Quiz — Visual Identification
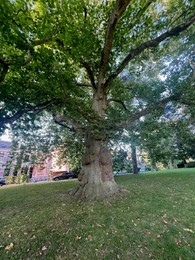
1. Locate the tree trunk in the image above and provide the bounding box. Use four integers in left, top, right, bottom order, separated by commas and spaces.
148, 148, 158, 171
167, 159, 175, 169
131, 144, 138, 174
71, 133, 120, 200
70, 88, 121, 200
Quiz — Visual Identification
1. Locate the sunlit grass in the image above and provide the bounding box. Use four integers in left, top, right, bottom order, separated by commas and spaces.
0, 169, 195, 259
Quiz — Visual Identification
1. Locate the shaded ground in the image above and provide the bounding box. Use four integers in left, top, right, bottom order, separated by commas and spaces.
0, 169, 195, 259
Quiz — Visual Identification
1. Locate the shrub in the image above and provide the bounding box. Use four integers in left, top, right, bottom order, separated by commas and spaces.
5, 176, 14, 184
5, 174, 29, 184
14, 176, 20, 184
186, 161, 195, 168
20, 174, 29, 183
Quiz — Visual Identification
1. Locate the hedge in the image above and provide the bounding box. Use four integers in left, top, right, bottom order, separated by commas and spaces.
5, 174, 29, 184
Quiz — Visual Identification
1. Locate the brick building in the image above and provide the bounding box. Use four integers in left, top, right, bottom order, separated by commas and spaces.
0, 141, 69, 181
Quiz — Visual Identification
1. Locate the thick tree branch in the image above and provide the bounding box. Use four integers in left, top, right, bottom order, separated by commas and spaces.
81, 0, 87, 20
0, 59, 9, 83
168, 8, 192, 29
33, 37, 53, 47
52, 113, 83, 132
30, 99, 60, 111
0, 110, 28, 128
81, 61, 96, 89
76, 82, 93, 87
98, 0, 131, 86
0, 99, 58, 130
52, 114, 75, 132
107, 98, 128, 110
116, 93, 182, 128
105, 15, 195, 88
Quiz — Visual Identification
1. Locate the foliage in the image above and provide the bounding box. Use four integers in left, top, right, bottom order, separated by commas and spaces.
20, 174, 29, 183
186, 161, 195, 168
122, 109, 195, 169
5, 174, 29, 184
112, 149, 131, 173
0, 0, 194, 132
10, 113, 85, 171
3, 160, 12, 176
5, 176, 14, 185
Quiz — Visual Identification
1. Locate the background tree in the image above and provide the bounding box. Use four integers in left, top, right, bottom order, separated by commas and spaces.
112, 149, 129, 173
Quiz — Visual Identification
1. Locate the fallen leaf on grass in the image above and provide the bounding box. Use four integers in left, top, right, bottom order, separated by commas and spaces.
175, 239, 182, 245
72, 252, 79, 257
183, 228, 194, 233
86, 235, 93, 241
75, 236, 82, 240
163, 220, 168, 224
5, 242, 14, 251
42, 246, 47, 251
96, 223, 102, 228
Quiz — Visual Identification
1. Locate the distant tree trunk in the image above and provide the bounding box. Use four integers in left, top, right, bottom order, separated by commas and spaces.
71, 89, 120, 200
150, 159, 158, 171
167, 159, 175, 169
148, 148, 158, 171
131, 144, 138, 174
183, 159, 187, 165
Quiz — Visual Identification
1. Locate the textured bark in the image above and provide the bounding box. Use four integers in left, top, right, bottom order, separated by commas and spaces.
71, 134, 120, 200
131, 144, 138, 174
98, 0, 131, 87
92, 88, 107, 117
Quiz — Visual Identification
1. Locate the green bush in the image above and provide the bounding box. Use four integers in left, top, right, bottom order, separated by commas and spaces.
20, 174, 29, 183
5, 176, 14, 184
5, 174, 29, 184
186, 161, 195, 168
14, 176, 20, 184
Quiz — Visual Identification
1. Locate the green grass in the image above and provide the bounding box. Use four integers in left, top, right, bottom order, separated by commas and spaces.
0, 169, 195, 260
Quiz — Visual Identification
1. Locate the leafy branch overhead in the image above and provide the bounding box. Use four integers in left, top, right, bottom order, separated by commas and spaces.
0, 99, 59, 132
105, 15, 195, 89
0, 0, 195, 133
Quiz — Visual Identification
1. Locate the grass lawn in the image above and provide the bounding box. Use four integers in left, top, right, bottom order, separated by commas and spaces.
0, 169, 195, 260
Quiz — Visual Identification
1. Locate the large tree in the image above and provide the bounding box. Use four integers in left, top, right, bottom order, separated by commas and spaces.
0, 0, 195, 199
